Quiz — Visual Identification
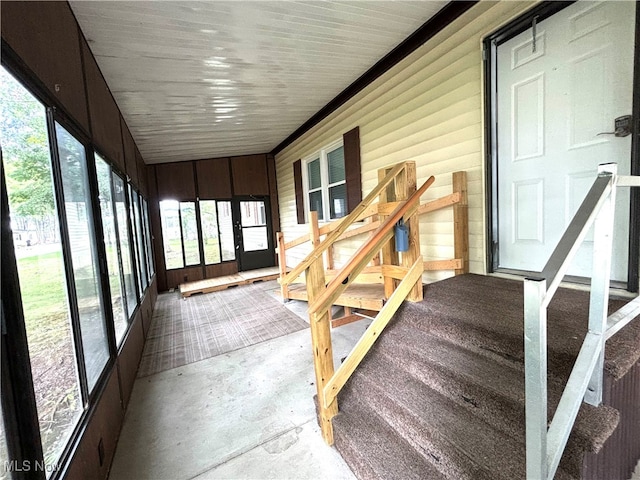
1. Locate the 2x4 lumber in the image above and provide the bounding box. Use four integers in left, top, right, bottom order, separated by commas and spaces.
322, 257, 424, 408
309, 176, 435, 316
331, 313, 365, 328
424, 259, 462, 271
282, 162, 407, 285
379, 167, 399, 299
453, 171, 469, 275
277, 232, 289, 300
399, 163, 422, 301
305, 211, 337, 445
418, 192, 462, 215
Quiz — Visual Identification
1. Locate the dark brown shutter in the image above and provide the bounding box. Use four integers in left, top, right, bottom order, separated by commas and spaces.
293, 159, 305, 224
343, 126, 361, 213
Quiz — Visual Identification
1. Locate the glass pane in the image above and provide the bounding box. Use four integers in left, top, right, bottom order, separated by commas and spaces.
0, 415, 8, 480
114, 174, 137, 317
142, 198, 154, 278
129, 187, 143, 298
95, 156, 127, 344
132, 191, 147, 294
218, 201, 235, 261
240, 201, 266, 227
307, 158, 321, 190
309, 190, 324, 220
201, 200, 221, 264
159, 200, 184, 269
242, 226, 268, 251
180, 202, 200, 266
1, 66, 82, 472
56, 122, 110, 391
327, 146, 345, 184
329, 183, 347, 219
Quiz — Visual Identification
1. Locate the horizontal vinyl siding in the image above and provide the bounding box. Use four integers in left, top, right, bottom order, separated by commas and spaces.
275, 1, 536, 281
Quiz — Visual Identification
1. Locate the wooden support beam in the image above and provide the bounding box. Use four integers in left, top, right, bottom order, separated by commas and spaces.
277, 232, 289, 300
305, 211, 337, 445
331, 313, 364, 328
379, 167, 398, 299
418, 192, 462, 215
424, 258, 463, 271
322, 257, 424, 408
453, 171, 469, 275
282, 162, 407, 285
309, 176, 434, 316
399, 162, 422, 301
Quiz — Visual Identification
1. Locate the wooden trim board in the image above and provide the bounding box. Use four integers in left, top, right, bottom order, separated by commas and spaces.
180, 267, 281, 298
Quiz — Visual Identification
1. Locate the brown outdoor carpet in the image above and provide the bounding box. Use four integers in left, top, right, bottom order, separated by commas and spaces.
333, 274, 640, 480
137, 281, 308, 377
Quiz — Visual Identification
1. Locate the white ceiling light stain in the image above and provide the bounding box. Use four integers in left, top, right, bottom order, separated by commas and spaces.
70, 1, 447, 164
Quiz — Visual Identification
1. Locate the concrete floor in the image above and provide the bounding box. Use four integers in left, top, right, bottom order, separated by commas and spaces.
109, 284, 367, 480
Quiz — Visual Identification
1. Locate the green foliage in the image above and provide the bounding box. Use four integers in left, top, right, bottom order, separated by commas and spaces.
0, 67, 55, 218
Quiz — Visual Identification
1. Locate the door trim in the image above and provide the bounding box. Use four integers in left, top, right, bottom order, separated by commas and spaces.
483, 1, 640, 292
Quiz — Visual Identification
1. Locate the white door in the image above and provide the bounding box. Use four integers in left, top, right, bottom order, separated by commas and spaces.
496, 1, 635, 281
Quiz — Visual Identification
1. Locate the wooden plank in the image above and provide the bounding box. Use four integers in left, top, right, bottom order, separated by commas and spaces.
418, 192, 462, 215
309, 176, 434, 316
381, 265, 409, 280
424, 259, 462, 271
180, 267, 280, 297
322, 257, 424, 408
377, 201, 403, 216
331, 314, 365, 328
379, 167, 398, 299
453, 171, 469, 275
277, 232, 289, 300
400, 162, 422, 301
282, 162, 407, 285
305, 210, 336, 445
336, 220, 381, 242
317, 202, 380, 236
285, 284, 385, 310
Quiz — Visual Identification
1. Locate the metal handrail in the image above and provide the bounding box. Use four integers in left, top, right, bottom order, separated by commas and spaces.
524, 163, 640, 479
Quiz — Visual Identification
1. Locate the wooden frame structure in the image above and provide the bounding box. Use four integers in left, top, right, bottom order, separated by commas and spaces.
277, 162, 469, 443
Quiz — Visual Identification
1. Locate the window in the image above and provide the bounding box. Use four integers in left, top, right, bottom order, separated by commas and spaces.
131, 188, 148, 294
142, 198, 154, 280
1, 67, 83, 471
114, 173, 137, 317
200, 200, 236, 264
159, 200, 202, 269
95, 155, 128, 344
56, 122, 110, 391
303, 142, 346, 221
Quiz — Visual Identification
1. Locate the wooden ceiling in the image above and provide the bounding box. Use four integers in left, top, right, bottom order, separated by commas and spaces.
70, 1, 448, 164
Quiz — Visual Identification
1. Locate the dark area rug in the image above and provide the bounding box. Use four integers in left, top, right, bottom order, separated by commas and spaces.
137, 281, 308, 377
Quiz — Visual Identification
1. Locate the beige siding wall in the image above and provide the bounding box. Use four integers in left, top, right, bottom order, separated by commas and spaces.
275, 1, 536, 281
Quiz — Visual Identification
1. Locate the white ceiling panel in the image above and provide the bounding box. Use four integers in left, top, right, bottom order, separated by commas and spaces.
70, 1, 448, 164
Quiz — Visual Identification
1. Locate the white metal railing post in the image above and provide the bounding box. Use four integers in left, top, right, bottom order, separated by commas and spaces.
524, 277, 548, 480
584, 164, 617, 406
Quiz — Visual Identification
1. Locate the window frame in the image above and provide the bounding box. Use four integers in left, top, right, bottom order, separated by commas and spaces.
301, 138, 346, 222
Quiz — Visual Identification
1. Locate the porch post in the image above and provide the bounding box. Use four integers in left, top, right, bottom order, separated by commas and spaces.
453, 171, 469, 275
306, 211, 337, 444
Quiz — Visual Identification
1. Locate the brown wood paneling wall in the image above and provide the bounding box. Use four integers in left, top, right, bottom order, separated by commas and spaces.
231, 154, 269, 195
121, 118, 138, 186
205, 262, 238, 279
155, 162, 196, 201
64, 369, 122, 480
81, 39, 125, 171
147, 166, 167, 291
117, 311, 144, 409
166, 266, 203, 290
136, 149, 148, 197
1, 2, 90, 133
196, 158, 232, 199
266, 153, 280, 239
